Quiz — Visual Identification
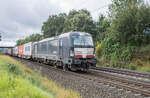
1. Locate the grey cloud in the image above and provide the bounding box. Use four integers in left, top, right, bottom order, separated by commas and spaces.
0, 0, 62, 42
0, 0, 149, 44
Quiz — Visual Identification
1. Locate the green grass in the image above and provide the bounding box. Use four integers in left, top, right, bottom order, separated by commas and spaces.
0, 57, 54, 98
0, 55, 81, 98
0, 74, 53, 98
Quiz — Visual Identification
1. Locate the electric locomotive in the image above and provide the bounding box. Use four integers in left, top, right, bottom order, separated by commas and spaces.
32, 31, 97, 71
60, 31, 97, 71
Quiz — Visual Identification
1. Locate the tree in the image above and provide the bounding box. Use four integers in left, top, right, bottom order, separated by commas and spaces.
96, 15, 110, 42
41, 9, 97, 40
42, 13, 66, 38
63, 9, 97, 40
16, 34, 43, 46
108, 0, 150, 46
63, 10, 79, 32
101, 0, 150, 61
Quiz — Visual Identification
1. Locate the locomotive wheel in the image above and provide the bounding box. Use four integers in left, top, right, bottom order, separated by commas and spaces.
70, 65, 77, 71
83, 68, 88, 73
63, 64, 68, 71
54, 64, 58, 68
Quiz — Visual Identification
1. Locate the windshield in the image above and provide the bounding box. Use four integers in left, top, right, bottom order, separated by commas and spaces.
71, 35, 94, 46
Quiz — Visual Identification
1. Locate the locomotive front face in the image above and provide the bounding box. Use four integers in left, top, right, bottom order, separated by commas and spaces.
69, 33, 97, 69
71, 34, 94, 58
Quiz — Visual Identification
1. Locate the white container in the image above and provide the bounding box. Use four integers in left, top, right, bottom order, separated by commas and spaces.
23, 42, 32, 59
13, 46, 18, 56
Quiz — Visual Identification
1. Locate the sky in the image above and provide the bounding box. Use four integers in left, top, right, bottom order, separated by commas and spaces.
0, 0, 149, 46
0, 0, 112, 46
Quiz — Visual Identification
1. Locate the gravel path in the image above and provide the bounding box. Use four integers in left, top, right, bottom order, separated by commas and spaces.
14, 57, 146, 98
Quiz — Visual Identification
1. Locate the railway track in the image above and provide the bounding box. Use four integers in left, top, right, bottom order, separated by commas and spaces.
14, 57, 150, 97
92, 66, 150, 79
89, 69, 150, 97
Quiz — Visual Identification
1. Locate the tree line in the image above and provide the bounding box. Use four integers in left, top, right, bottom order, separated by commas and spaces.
16, 8, 109, 45
17, 0, 150, 62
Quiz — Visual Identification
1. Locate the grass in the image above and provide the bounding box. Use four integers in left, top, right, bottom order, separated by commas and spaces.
0, 55, 81, 98
136, 62, 150, 72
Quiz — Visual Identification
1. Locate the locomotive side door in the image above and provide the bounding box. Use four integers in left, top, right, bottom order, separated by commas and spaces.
59, 38, 63, 59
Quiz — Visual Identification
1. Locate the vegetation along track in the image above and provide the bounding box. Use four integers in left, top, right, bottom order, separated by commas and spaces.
92, 66, 150, 79
13, 57, 150, 97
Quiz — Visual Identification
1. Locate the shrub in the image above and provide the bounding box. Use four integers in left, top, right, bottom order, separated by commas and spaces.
130, 65, 137, 70
101, 35, 120, 58
95, 43, 102, 58
120, 47, 132, 61
6, 63, 22, 75
101, 36, 133, 62
136, 59, 144, 67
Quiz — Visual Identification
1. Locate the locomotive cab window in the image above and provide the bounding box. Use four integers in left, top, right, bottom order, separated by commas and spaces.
71, 34, 94, 46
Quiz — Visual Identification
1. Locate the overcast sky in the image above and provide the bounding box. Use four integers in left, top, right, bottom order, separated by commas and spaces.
0, 0, 149, 46
0, 0, 112, 45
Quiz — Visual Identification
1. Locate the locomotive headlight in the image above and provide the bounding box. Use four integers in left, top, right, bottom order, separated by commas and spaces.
76, 51, 82, 54
70, 50, 74, 57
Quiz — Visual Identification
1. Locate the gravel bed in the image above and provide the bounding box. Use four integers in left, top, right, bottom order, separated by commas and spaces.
14, 57, 146, 98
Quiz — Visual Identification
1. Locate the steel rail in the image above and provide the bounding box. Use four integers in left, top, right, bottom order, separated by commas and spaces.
92, 66, 150, 79
90, 69, 150, 88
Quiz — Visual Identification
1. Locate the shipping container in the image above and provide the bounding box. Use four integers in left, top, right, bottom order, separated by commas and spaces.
2, 49, 8, 54
13, 46, 18, 56
18, 45, 24, 57
8, 48, 13, 55
23, 42, 32, 59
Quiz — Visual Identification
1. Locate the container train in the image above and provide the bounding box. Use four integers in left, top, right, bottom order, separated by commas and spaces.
7, 31, 97, 71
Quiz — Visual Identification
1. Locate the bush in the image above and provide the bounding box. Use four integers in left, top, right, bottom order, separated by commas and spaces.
136, 59, 144, 67
101, 35, 120, 58
6, 63, 22, 75
130, 65, 137, 70
95, 43, 102, 58
120, 47, 132, 61
101, 36, 133, 62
